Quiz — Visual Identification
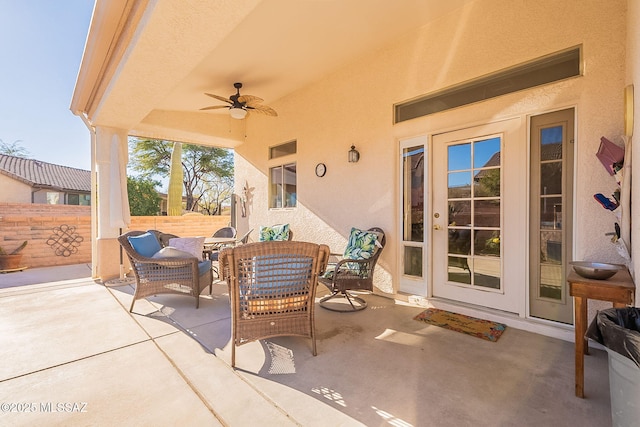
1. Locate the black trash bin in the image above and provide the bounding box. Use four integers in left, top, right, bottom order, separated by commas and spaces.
586, 307, 640, 426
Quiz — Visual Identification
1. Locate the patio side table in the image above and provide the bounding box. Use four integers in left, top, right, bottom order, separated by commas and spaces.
568, 267, 635, 398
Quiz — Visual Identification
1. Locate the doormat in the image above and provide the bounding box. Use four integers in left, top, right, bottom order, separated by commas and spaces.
414, 308, 506, 342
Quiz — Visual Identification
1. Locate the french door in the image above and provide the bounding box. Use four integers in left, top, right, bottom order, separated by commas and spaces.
399, 112, 574, 322
432, 119, 524, 313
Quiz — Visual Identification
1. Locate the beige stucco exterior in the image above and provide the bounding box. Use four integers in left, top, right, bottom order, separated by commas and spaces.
0, 173, 31, 203
72, 0, 640, 337
0, 171, 82, 205
234, 0, 629, 289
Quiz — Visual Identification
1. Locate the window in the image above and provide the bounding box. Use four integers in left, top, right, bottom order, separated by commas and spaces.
269, 140, 296, 159
270, 163, 297, 208
394, 46, 582, 123
67, 194, 91, 206
402, 145, 424, 277
46, 192, 61, 204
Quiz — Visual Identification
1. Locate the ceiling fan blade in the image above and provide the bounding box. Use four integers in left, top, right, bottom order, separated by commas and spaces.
200, 105, 230, 111
205, 93, 232, 104
237, 94, 263, 104
248, 104, 278, 117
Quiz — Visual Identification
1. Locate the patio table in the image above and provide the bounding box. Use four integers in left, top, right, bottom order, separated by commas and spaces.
203, 236, 237, 262
204, 237, 236, 246
568, 267, 635, 398
203, 237, 237, 279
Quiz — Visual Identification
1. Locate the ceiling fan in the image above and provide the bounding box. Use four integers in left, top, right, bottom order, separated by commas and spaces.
201, 82, 278, 119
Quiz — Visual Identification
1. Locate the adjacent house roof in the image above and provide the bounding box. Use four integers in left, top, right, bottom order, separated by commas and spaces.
0, 154, 91, 192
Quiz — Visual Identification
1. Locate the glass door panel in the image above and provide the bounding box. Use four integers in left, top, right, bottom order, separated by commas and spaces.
529, 109, 574, 324
433, 118, 522, 314
446, 136, 502, 291
399, 137, 427, 295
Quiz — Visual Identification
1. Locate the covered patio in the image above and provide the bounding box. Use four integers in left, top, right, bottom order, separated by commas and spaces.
60, 0, 640, 423
0, 266, 611, 426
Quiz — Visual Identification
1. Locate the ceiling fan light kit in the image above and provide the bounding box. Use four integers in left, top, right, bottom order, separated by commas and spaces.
202, 82, 277, 120
229, 107, 247, 119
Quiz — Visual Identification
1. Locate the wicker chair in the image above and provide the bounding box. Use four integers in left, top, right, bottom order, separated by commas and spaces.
118, 230, 212, 312
219, 241, 330, 368
318, 227, 385, 312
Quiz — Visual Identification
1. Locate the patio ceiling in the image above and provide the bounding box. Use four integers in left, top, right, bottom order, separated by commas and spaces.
71, 0, 476, 147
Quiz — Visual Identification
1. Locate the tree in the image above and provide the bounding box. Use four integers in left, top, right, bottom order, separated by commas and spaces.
197, 175, 234, 215
128, 137, 234, 214
0, 139, 30, 158
127, 176, 161, 216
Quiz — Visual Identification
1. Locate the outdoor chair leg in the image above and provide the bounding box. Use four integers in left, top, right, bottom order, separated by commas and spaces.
319, 290, 367, 312
311, 334, 317, 356
232, 343, 236, 368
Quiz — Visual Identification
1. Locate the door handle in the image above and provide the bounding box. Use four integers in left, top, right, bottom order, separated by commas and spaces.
433, 224, 442, 230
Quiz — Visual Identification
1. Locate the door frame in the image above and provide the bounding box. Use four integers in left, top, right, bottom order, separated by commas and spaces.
526, 106, 577, 324
398, 135, 429, 296
396, 108, 577, 325
431, 118, 525, 314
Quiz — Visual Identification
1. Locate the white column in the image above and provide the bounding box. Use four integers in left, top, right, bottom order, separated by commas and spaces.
90, 126, 98, 278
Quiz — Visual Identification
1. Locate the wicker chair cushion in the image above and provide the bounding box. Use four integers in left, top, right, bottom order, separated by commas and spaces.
128, 232, 162, 258
321, 267, 338, 279
258, 224, 290, 241
168, 237, 206, 260
152, 246, 193, 259
150, 247, 193, 269
251, 256, 312, 295
198, 260, 212, 276
321, 227, 382, 279
343, 227, 382, 260
245, 255, 313, 312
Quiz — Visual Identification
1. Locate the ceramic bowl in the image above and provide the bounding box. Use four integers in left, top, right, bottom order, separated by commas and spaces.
570, 261, 620, 280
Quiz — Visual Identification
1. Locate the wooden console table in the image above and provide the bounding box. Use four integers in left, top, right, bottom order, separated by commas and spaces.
568, 267, 635, 398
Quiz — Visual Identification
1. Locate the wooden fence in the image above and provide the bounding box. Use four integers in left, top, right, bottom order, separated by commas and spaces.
0, 203, 230, 269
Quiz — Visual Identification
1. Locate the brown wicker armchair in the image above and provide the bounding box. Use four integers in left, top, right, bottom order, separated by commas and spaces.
318, 227, 385, 312
219, 241, 329, 368
118, 230, 212, 312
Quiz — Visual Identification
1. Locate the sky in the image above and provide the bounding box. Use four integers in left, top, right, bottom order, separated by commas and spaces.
0, 0, 95, 171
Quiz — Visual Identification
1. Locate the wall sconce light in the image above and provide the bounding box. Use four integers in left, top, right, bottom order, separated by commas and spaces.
348, 145, 360, 163
229, 107, 247, 120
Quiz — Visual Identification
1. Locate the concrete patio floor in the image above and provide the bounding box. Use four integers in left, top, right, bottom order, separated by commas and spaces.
0, 265, 613, 426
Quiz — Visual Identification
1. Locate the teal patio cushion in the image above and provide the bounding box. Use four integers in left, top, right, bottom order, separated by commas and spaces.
128, 232, 162, 258
259, 224, 290, 241
321, 228, 382, 279
198, 260, 212, 276
343, 227, 381, 260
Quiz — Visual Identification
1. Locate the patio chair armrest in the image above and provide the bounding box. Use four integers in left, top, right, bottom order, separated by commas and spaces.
218, 249, 232, 282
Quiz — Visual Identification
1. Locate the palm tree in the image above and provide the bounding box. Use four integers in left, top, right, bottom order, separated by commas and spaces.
0, 139, 30, 158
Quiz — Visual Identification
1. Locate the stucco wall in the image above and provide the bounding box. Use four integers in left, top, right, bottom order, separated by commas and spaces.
234, 0, 629, 297
0, 174, 31, 203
